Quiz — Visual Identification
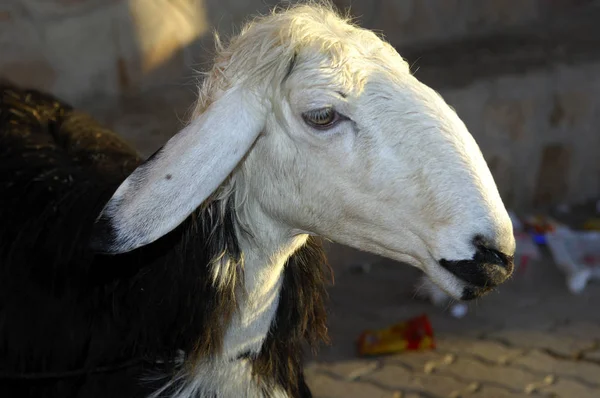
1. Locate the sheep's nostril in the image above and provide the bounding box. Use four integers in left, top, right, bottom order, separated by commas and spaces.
490, 248, 505, 264
472, 235, 513, 265
475, 244, 514, 275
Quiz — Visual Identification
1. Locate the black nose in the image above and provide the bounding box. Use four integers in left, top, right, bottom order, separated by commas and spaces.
439, 238, 514, 300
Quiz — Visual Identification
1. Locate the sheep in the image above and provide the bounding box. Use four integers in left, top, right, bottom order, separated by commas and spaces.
0, 2, 516, 398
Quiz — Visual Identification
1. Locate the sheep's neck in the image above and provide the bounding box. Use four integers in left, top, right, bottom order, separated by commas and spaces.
220, 222, 308, 359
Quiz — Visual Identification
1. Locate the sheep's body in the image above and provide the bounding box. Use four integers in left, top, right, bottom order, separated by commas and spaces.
0, 84, 328, 397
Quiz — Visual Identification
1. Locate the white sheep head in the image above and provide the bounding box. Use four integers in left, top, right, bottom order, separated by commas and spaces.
92, 3, 515, 301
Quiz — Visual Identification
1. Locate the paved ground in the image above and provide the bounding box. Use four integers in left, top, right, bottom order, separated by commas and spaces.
82, 86, 600, 398
307, 244, 600, 398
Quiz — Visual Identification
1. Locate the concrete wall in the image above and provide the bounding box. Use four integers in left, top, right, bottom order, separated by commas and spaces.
1, 0, 598, 210
333, 0, 579, 46
0, 0, 285, 101
2, 0, 591, 101
442, 62, 600, 210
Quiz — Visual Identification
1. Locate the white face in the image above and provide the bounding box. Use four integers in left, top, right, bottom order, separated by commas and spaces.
91, 6, 515, 301
243, 36, 515, 300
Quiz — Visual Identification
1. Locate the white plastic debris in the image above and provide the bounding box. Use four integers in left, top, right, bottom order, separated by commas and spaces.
545, 221, 600, 294
508, 211, 541, 273
514, 232, 541, 273
450, 303, 468, 318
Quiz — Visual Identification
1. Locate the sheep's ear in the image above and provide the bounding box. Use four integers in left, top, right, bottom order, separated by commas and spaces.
90, 87, 265, 254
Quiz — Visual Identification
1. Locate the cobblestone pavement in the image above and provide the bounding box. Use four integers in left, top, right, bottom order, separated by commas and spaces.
86, 89, 600, 398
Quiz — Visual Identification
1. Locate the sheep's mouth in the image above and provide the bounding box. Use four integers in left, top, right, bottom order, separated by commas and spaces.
460, 285, 496, 300
424, 270, 497, 302
420, 256, 498, 302
436, 245, 514, 301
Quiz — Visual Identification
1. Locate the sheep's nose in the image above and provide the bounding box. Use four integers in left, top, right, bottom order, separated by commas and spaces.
439, 238, 514, 300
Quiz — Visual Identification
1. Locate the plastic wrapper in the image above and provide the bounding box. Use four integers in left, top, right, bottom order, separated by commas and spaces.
523, 215, 555, 245
545, 222, 600, 294
357, 314, 435, 356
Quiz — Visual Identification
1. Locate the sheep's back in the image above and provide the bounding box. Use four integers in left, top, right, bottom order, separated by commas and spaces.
0, 82, 141, 195
0, 82, 145, 280
0, 83, 160, 397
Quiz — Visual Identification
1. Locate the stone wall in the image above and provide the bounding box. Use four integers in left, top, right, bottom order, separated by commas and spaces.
1, 0, 599, 210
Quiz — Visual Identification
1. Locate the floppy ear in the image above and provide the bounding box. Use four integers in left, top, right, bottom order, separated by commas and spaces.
90, 86, 265, 254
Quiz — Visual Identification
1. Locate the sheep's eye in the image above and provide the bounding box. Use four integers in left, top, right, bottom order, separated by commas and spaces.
302, 107, 341, 129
